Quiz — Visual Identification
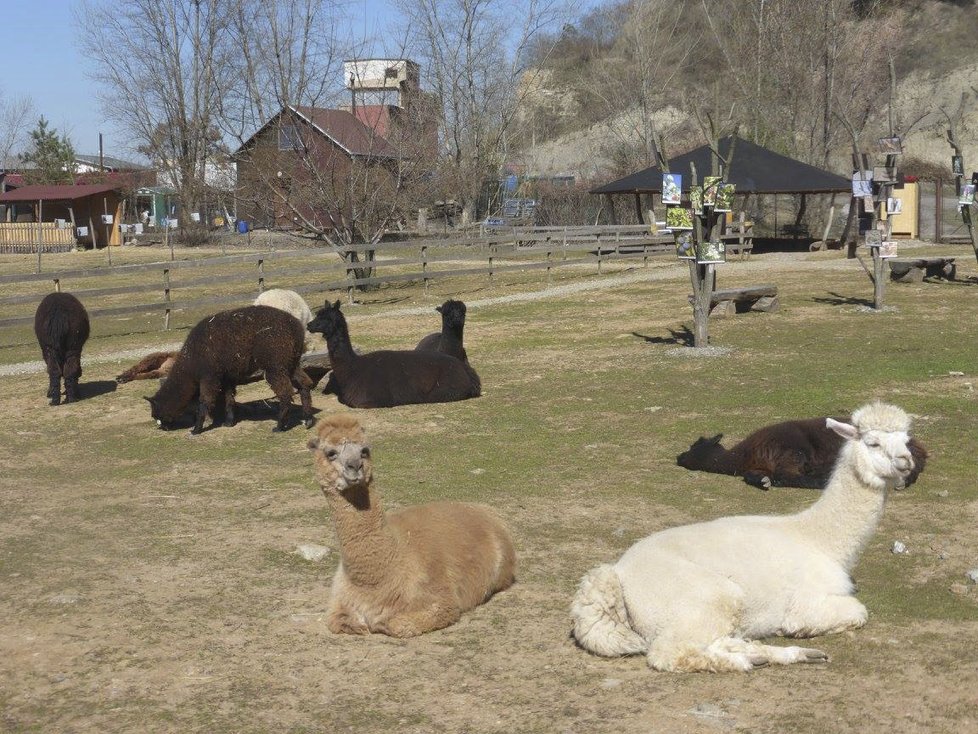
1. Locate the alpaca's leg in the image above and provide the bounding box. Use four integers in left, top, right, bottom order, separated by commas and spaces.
621, 560, 758, 672
708, 638, 828, 667
222, 383, 237, 427
193, 378, 220, 434
372, 603, 461, 638
42, 348, 62, 404
327, 606, 370, 635
743, 470, 772, 490
265, 368, 295, 432
781, 594, 868, 637
62, 350, 83, 403
291, 366, 315, 428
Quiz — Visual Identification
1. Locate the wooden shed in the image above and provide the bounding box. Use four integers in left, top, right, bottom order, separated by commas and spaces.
0, 183, 124, 252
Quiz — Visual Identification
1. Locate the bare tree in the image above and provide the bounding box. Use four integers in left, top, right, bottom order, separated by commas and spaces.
572, 0, 697, 171
396, 0, 568, 224
77, 0, 235, 242
0, 90, 33, 165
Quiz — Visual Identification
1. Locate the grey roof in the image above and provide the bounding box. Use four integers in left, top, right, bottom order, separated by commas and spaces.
74, 154, 151, 171
591, 137, 851, 195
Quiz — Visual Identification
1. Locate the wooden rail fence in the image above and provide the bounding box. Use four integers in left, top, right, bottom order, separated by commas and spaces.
0, 223, 752, 333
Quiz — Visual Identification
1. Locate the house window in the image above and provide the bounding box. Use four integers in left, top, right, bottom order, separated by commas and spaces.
278, 124, 302, 150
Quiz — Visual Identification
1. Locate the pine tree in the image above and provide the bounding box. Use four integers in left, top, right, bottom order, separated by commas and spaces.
22, 117, 75, 185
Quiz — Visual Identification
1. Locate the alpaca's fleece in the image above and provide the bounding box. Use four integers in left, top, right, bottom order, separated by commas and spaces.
34, 292, 90, 405
851, 402, 911, 434
572, 402, 915, 673
309, 414, 516, 637
254, 288, 317, 351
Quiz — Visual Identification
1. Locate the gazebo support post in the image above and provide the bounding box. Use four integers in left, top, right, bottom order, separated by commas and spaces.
633, 193, 644, 224
605, 194, 618, 225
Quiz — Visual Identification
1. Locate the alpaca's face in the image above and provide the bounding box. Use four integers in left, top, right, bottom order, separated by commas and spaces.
858, 429, 914, 486
440, 300, 466, 329
676, 434, 723, 467
307, 303, 344, 338
311, 439, 373, 492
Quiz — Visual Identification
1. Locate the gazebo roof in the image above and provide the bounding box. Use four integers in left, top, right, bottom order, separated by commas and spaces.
590, 137, 851, 195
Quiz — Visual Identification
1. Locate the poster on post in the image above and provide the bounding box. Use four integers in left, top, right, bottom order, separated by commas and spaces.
696, 240, 725, 264
661, 174, 682, 205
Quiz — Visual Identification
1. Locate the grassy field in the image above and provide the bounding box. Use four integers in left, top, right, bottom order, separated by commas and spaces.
1, 242, 976, 733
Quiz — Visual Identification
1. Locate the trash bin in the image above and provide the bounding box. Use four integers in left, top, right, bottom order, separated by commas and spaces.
236, 219, 249, 234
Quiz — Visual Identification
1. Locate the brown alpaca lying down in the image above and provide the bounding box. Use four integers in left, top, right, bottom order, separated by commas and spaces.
677, 416, 928, 490
309, 414, 516, 637
116, 351, 181, 383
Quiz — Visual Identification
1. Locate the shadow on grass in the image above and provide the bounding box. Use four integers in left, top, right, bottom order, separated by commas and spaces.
143, 398, 321, 433
78, 380, 118, 400
632, 326, 694, 346
811, 291, 874, 308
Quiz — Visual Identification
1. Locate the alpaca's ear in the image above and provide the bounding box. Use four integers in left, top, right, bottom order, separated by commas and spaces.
436, 305, 443, 313
307, 435, 319, 451
143, 396, 154, 405
710, 433, 723, 443
332, 300, 342, 310
826, 417, 859, 441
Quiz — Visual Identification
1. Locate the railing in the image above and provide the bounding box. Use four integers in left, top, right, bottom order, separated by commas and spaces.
0, 222, 752, 334
0, 223, 76, 254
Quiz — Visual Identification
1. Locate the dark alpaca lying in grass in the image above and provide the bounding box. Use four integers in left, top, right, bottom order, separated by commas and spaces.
415, 299, 469, 362
677, 416, 928, 489
308, 300, 481, 409
146, 305, 314, 433
34, 292, 90, 405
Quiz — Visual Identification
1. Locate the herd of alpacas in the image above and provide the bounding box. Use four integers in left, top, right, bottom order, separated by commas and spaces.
33, 288, 927, 673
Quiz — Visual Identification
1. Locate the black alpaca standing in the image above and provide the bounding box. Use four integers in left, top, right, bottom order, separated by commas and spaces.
415, 299, 468, 361
146, 305, 314, 433
34, 292, 90, 405
676, 416, 928, 490
308, 300, 481, 409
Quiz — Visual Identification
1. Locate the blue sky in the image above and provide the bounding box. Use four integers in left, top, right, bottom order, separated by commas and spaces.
2, 0, 392, 160
3, 0, 591, 161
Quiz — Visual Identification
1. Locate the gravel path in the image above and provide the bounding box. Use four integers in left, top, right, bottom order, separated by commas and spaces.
0, 252, 908, 378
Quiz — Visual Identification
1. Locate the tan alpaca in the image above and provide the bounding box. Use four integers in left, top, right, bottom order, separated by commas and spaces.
308, 414, 517, 637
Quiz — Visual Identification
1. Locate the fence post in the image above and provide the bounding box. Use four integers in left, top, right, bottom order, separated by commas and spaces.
562, 227, 568, 261
421, 244, 429, 294
257, 258, 265, 293
488, 242, 495, 282
53, 278, 61, 293
163, 268, 171, 330
546, 247, 552, 284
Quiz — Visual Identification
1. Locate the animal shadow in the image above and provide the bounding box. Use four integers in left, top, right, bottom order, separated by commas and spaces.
232, 398, 322, 431
76, 380, 118, 400
811, 291, 873, 308
632, 326, 694, 346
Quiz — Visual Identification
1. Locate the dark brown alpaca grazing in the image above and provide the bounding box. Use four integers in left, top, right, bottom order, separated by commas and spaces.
34, 292, 90, 405
146, 305, 314, 433
308, 300, 481, 409
116, 351, 180, 383
677, 416, 928, 490
415, 299, 468, 361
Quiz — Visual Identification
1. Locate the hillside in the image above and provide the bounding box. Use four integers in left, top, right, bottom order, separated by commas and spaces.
517, 0, 978, 182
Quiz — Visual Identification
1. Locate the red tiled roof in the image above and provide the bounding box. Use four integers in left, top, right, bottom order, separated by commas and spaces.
291, 106, 398, 158
0, 183, 121, 202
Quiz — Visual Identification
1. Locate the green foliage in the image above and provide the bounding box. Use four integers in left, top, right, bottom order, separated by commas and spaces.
21, 116, 75, 185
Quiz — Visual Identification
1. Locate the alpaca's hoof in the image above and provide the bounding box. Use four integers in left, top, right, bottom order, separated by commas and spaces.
49, 397, 60, 406
761, 476, 772, 489
272, 425, 285, 433
303, 417, 315, 429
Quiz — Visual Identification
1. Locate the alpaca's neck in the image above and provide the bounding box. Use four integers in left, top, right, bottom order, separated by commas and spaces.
441, 322, 464, 353
156, 360, 197, 410
323, 480, 396, 586
324, 321, 356, 367
794, 454, 888, 571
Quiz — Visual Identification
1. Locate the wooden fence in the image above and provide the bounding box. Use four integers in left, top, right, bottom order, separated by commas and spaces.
0, 222, 76, 254
0, 222, 752, 333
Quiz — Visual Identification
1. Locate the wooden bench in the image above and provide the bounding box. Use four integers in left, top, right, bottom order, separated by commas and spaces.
688, 285, 779, 316
300, 350, 332, 388
888, 257, 956, 283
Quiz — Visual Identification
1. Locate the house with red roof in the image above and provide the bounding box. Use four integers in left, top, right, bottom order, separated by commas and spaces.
233, 59, 437, 230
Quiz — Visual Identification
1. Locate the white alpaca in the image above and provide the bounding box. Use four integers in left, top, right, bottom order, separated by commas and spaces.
571, 402, 917, 672
254, 288, 318, 351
